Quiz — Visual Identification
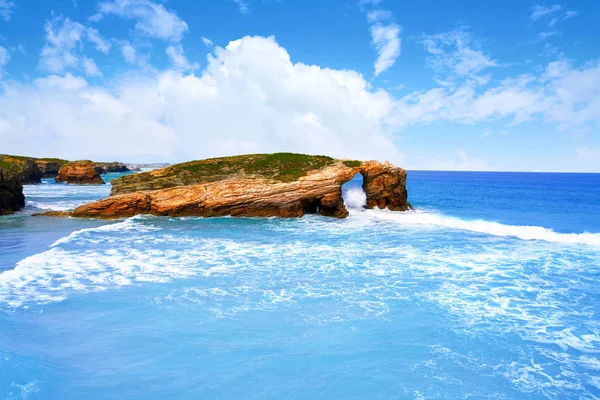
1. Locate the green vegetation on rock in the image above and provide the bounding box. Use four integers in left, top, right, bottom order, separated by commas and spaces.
178, 153, 334, 182
343, 160, 362, 168
111, 153, 338, 195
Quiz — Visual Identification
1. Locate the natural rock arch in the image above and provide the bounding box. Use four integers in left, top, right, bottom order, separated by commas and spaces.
37, 154, 412, 220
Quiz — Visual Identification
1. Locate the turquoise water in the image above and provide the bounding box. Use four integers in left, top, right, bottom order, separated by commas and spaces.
1, 172, 600, 399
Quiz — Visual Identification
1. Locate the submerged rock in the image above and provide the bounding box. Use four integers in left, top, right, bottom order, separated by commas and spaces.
41, 153, 411, 220
0, 165, 25, 215
56, 160, 105, 185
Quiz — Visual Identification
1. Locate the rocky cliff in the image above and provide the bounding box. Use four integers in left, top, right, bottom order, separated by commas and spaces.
41, 153, 411, 219
94, 162, 130, 173
56, 160, 105, 184
0, 165, 25, 215
36, 158, 69, 178
0, 155, 42, 184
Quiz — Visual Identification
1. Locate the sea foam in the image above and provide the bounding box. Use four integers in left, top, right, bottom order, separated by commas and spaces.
359, 209, 600, 246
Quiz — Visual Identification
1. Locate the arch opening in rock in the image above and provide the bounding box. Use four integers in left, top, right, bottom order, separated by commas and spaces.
342, 173, 367, 213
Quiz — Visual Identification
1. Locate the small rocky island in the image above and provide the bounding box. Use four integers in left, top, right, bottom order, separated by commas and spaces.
0, 154, 131, 214
56, 160, 106, 184
38, 153, 411, 219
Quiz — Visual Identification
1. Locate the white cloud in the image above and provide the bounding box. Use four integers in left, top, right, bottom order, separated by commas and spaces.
530, 4, 578, 26
230, 0, 249, 13
86, 27, 112, 53
4, 33, 600, 170
387, 58, 600, 130
120, 41, 136, 64
39, 16, 110, 76
368, 10, 401, 77
0, 36, 402, 163
422, 28, 497, 85
416, 149, 491, 171
82, 57, 101, 76
166, 44, 198, 71
202, 37, 214, 47
530, 4, 562, 21
93, 0, 188, 42
0, 0, 15, 21
0, 45, 10, 76
564, 10, 578, 19
366, 10, 392, 23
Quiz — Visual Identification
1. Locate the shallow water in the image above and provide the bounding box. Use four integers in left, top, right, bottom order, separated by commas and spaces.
1, 172, 599, 399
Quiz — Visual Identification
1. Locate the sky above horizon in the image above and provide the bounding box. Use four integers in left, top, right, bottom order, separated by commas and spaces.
0, 0, 598, 172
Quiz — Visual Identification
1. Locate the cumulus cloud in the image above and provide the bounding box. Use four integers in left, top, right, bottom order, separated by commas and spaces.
0, 36, 402, 163
422, 28, 497, 85
120, 41, 137, 64
92, 0, 188, 42
202, 37, 214, 47
166, 44, 198, 71
39, 16, 110, 76
0, 0, 15, 21
368, 10, 401, 77
2, 34, 600, 168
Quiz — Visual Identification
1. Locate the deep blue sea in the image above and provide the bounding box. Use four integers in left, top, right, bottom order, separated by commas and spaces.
1, 171, 600, 399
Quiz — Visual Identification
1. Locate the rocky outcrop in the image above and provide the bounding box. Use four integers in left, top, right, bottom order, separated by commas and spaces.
36, 158, 69, 178
56, 160, 105, 184
94, 162, 130, 173
0, 166, 25, 215
0, 155, 42, 184
39, 153, 411, 220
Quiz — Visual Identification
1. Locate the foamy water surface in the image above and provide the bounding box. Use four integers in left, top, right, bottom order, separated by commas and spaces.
1, 172, 599, 399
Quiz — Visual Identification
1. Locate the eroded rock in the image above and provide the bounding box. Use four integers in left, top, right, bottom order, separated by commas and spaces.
56, 160, 105, 185
0, 166, 25, 215
45, 153, 411, 219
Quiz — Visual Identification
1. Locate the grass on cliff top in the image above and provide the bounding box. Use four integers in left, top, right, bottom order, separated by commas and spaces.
167, 153, 338, 183
0, 154, 69, 166
37, 157, 69, 164
0, 155, 31, 170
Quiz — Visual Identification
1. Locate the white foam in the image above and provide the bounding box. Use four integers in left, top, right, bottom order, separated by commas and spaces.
342, 187, 366, 211
360, 209, 600, 246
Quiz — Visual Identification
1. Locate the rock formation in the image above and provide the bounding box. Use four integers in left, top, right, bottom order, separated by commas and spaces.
56, 160, 105, 184
0, 155, 42, 184
35, 158, 69, 178
94, 162, 130, 173
0, 165, 25, 215
39, 153, 411, 219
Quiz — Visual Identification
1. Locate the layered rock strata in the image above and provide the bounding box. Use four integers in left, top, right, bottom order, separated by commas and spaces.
39, 153, 411, 219
56, 160, 105, 184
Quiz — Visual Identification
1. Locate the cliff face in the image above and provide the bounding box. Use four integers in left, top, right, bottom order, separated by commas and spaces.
56, 160, 105, 184
94, 162, 130, 173
36, 158, 69, 178
0, 166, 25, 215
46, 153, 411, 220
0, 155, 42, 184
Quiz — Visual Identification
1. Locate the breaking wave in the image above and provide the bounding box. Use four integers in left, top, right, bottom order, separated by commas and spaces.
358, 209, 600, 246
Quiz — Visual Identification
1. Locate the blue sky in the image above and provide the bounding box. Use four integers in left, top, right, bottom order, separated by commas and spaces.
0, 0, 598, 171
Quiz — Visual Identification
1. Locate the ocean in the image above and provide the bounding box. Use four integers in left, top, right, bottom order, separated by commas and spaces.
1, 171, 599, 399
